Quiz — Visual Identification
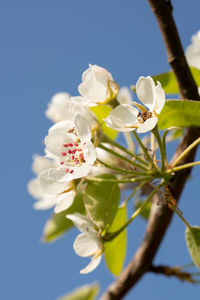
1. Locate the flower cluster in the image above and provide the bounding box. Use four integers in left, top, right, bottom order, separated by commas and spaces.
28, 64, 166, 274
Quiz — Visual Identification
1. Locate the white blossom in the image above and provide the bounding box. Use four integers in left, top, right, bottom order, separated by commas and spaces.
104, 76, 165, 133
44, 114, 96, 183
77, 64, 119, 105
28, 155, 76, 213
117, 86, 132, 104
66, 213, 103, 274
185, 30, 200, 70
45, 92, 97, 129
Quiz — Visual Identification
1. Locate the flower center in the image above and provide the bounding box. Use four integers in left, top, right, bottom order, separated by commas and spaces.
137, 111, 152, 123
60, 140, 86, 174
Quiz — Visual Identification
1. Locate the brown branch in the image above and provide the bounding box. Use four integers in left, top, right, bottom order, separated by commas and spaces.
148, 264, 196, 283
100, 1, 200, 299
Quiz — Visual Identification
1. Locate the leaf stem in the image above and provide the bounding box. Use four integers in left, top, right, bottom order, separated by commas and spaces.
123, 180, 150, 206
102, 135, 148, 166
167, 161, 200, 173
86, 176, 152, 184
172, 137, 200, 168
170, 205, 191, 229
104, 182, 164, 240
97, 159, 150, 176
132, 131, 152, 163
152, 125, 166, 172
98, 143, 148, 171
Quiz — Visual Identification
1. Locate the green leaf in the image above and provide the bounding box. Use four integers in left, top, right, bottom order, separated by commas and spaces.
185, 226, 200, 269
84, 174, 120, 232
90, 105, 118, 140
43, 193, 85, 242
158, 100, 200, 130
104, 206, 127, 276
57, 283, 99, 300
152, 67, 200, 94
134, 198, 151, 220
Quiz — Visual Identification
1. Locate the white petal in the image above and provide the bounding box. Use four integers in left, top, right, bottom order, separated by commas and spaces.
74, 114, 91, 142
39, 168, 68, 194
104, 104, 139, 132
137, 116, 158, 133
117, 87, 132, 104
155, 81, 165, 114
32, 155, 55, 175
45, 92, 71, 123
82, 65, 113, 84
27, 178, 43, 199
66, 213, 94, 232
80, 255, 102, 274
78, 79, 107, 102
49, 164, 91, 182
73, 232, 100, 257
83, 141, 96, 165
185, 31, 200, 69
54, 190, 75, 213
48, 120, 74, 135
33, 196, 57, 210
45, 132, 74, 158
136, 76, 156, 111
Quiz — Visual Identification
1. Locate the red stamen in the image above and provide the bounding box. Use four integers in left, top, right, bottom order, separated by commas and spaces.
75, 158, 79, 164
67, 150, 72, 154
77, 148, 82, 152
68, 143, 73, 147
72, 149, 77, 154
61, 152, 66, 156
60, 161, 64, 165
72, 155, 75, 160
70, 169, 74, 174
74, 142, 78, 147
63, 144, 68, 147
79, 153, 84, 159
65, 168, 69, 173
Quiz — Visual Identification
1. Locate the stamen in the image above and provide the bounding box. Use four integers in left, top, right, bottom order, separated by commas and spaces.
72, 149, 77, 154
70, 169, 74, 174
65, 168, 69, 173
61, 152, 67, 156
77, 148, 82, 152
63, 144, 68, 147
60, 162, 64, 165
67, 150, 72, 154
74, 142, 78, 147
68, 143, 73, 147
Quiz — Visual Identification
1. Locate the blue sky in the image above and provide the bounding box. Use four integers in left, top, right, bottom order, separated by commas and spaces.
1, 0, 200, 299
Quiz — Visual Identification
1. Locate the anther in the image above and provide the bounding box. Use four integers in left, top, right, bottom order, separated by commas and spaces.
61, 152, 66, 156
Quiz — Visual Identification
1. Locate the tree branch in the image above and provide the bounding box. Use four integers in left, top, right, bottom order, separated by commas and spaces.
148, 264, 196, 283
100, 1, 200, 299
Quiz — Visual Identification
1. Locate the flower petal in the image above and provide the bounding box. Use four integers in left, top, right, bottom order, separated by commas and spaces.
66, 213, 94, 232
54, 190, 75, 213
32, 155, 55, 175
80, 255, 102, 274
27, 178, 43, 199
45, 132, 74, 158
73, 232, 100, 257
33, 196, 57, 210
48, 164, 91, 182
137, 116, 158, 133
78, 79, 107, 102
48, 120, 74, 135
83, 141, 96, 165
154, 81, 165, 114
104, 104, 139, 132
74, 114, 91, 142
45, 92, 71, 123
117, 87, 132, 104
136, 76, 156, 111
39, 168, 68, 194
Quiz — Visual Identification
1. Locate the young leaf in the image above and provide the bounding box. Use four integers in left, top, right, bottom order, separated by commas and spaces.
152, 67, 200, 94
57, 283, 99, 300
84, 174, 120, 232
43, 193, 85, 242
185, 226, 200, 269
90, 104, 118, 140
104, 206, 127, 276
158, 100, 200, 129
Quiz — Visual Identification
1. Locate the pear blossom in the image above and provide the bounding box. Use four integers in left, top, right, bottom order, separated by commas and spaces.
185, 30, 200, 70
104, 76, 165, 133
66, 213, 103, 274
44, 114, 96, 183
28, 155, 76, 213
77, 64, 119, 105
117, 86, 132, 104
45, 92, 98, 129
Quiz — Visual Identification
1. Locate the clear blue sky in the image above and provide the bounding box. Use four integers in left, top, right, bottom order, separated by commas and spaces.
1, 0, 200, 299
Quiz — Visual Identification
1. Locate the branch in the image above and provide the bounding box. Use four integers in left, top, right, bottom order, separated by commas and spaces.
148, 264, 196, 283
100, 1, 200, 299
